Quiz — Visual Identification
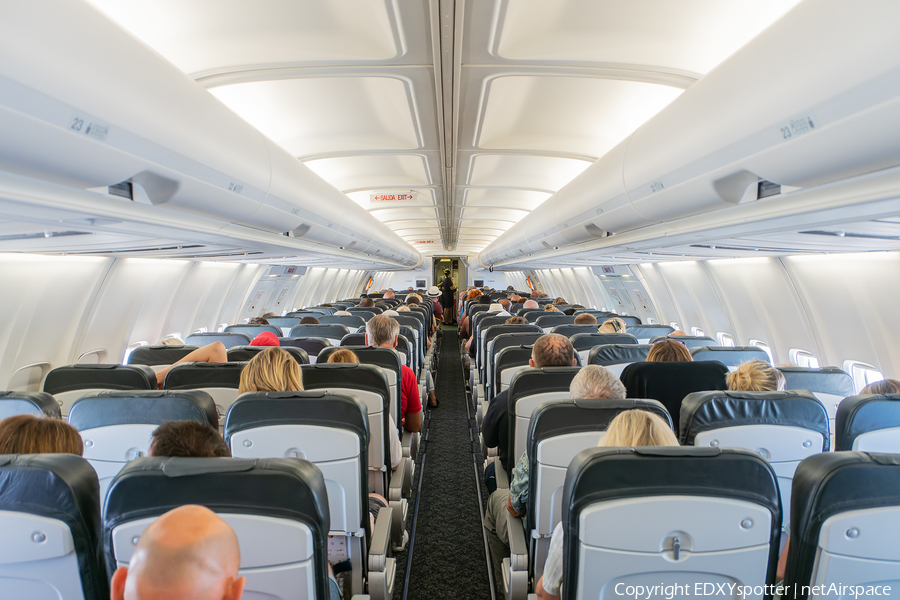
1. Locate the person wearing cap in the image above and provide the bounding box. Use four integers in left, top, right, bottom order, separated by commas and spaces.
153, 341, 227, 389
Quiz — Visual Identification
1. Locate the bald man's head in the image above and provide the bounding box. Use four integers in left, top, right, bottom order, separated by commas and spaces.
111, 505, 245, 600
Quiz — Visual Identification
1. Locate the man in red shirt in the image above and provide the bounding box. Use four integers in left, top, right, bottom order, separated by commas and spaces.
365, 314, 422, 432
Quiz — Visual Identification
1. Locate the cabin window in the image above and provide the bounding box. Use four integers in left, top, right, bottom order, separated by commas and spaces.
717, 332, 735, 347
646, 318, 656, 324
748, 339, 774, 363
691, 326, 705, 337
194, 327, 208, 333
217, 323, 228, 332
789, 348, 820, 369
122, 341, 149, 365
669, 322, 681, 330
843, 360, 884, 394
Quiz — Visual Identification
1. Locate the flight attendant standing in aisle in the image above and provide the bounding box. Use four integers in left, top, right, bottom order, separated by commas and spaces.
439, 268, 457, 325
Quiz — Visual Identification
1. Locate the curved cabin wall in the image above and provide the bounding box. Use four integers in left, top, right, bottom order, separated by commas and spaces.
0, 1, 419, 268
477, 0, 900, 268
0, 254, 368, 391
530, 253, 900, 380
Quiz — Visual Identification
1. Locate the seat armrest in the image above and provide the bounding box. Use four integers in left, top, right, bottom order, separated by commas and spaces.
388, 498, 408, 552
495, 459, 509, 489
504, 512, 530, 600
401, 430, 419, 459
389, 456, 411, 500
367, 507, 397, 600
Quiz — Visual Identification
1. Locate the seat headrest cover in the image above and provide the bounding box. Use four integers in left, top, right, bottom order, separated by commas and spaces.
0, 390, 61, 418
163, 362, 246, 389
508, 367, 582, 401
588, 342, 650, 363
834, 393, 900, 450
0, 454, 106, 599
779, 366, 854, 396
300, 363, 390, 400
785, 451, 900, 593
690, 346, 772, 365
104, 456, 330, 586
127, 345, 199, 366
44, 364, 157, 395
679, 390, 829, 447
563, 446, 780, 594
227, 346, 309, 364
69, 390, 218, 430
317, 346, 401, 374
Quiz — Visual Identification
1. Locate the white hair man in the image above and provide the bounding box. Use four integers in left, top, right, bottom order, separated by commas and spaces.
366, 315, 422, 432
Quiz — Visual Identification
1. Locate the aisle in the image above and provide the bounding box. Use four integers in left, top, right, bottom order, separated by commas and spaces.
401, 325, 494, 600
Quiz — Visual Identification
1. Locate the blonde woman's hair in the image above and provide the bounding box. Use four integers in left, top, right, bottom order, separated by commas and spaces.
161, 337, 186, 346
553, 297, 567, 305
544, 304, 560, 312
599, 410, 679, 448
727, 360, 785, 392
396, 305, 411, 312
327, 349, 359, 364
598, 317, 627, 334
238, 347, 303, 394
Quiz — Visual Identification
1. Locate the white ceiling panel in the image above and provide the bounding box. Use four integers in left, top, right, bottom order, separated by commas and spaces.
494, 0, 804, 74
460, 207, 529, 223
371, 207, 439, 222
86, 0, 402, 73
209, 77, 420, 157
477, 76, 682, 158
305, 155, 432, 191
457, 221, 513, 235
462, 189, 552, 210
467, 155, 591, 190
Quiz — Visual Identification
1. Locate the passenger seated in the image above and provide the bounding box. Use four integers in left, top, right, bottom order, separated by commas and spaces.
646, 338, 692, 362
325, 348, 359, 364
553, 297, 567, 305
161, 336, 187, 346
149, 420, 231, 458
248, 317, 269, 325
359, 297, 376, 308
238, 346, 302, 394
483, 365, 625, 577
573, 313, 596, 325
727, 359, 785, 391
110, 505, 245, 600
334, 310, 352, 316
365, 315, 422, 432
861, 378, 900, 394
482, 334, 577, 487
0, 414, 83, 455
597, 317, 626, 334
543, 304, 560, 312
249, 331, 279, 346
536, 410, 679, 600
298, 316, 320, 325
522, 299, 539, 310
154, 341, 228, 388
505, 316, 527, 325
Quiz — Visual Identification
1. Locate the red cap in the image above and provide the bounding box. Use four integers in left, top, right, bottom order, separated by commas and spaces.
249, 331, 280, 347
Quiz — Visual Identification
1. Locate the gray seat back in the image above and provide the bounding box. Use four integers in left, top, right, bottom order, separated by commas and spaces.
587, 343, 652, 377
279, 337, 333, 362
163, 362, 245, 419
224, 324, 283, 339
680, 390, 829, 530
68, 390, 217, 505
649, 335, 716, 349
0, 454, 106, 600
0, 391, 61, 418
626, 324, 674, 343
227, 345, 309, 364
289, 324, 350, 346
784, 452, 900, 597
507, 367, 581, 465
44, 364, 157, 418
104, 457, 331, 600
779, 366, 854, 434
835, 393, 900, 451
690, 346, 772, 370
184, 332, 253, 348
563, 447, 781, 596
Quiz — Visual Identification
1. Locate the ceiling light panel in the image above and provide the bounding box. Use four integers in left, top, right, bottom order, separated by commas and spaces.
305, 155, 432, 191
85, 0, 401, 74
467, 155, 591, 190
370, 207, 439, 222
462, 189, 552, 210
209, 77, 420, 157
494, 0, 804, 74
460, 207, 529, 223
477, 76, 682, 158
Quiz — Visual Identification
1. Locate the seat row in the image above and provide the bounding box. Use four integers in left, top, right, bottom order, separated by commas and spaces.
484, 391, 900, 598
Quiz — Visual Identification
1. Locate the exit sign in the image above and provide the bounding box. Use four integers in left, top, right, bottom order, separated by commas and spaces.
371, 191, 418, 203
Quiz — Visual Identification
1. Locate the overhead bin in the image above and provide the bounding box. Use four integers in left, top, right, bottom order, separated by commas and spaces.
0, 0, 420, 268
478, 0, 900, 269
